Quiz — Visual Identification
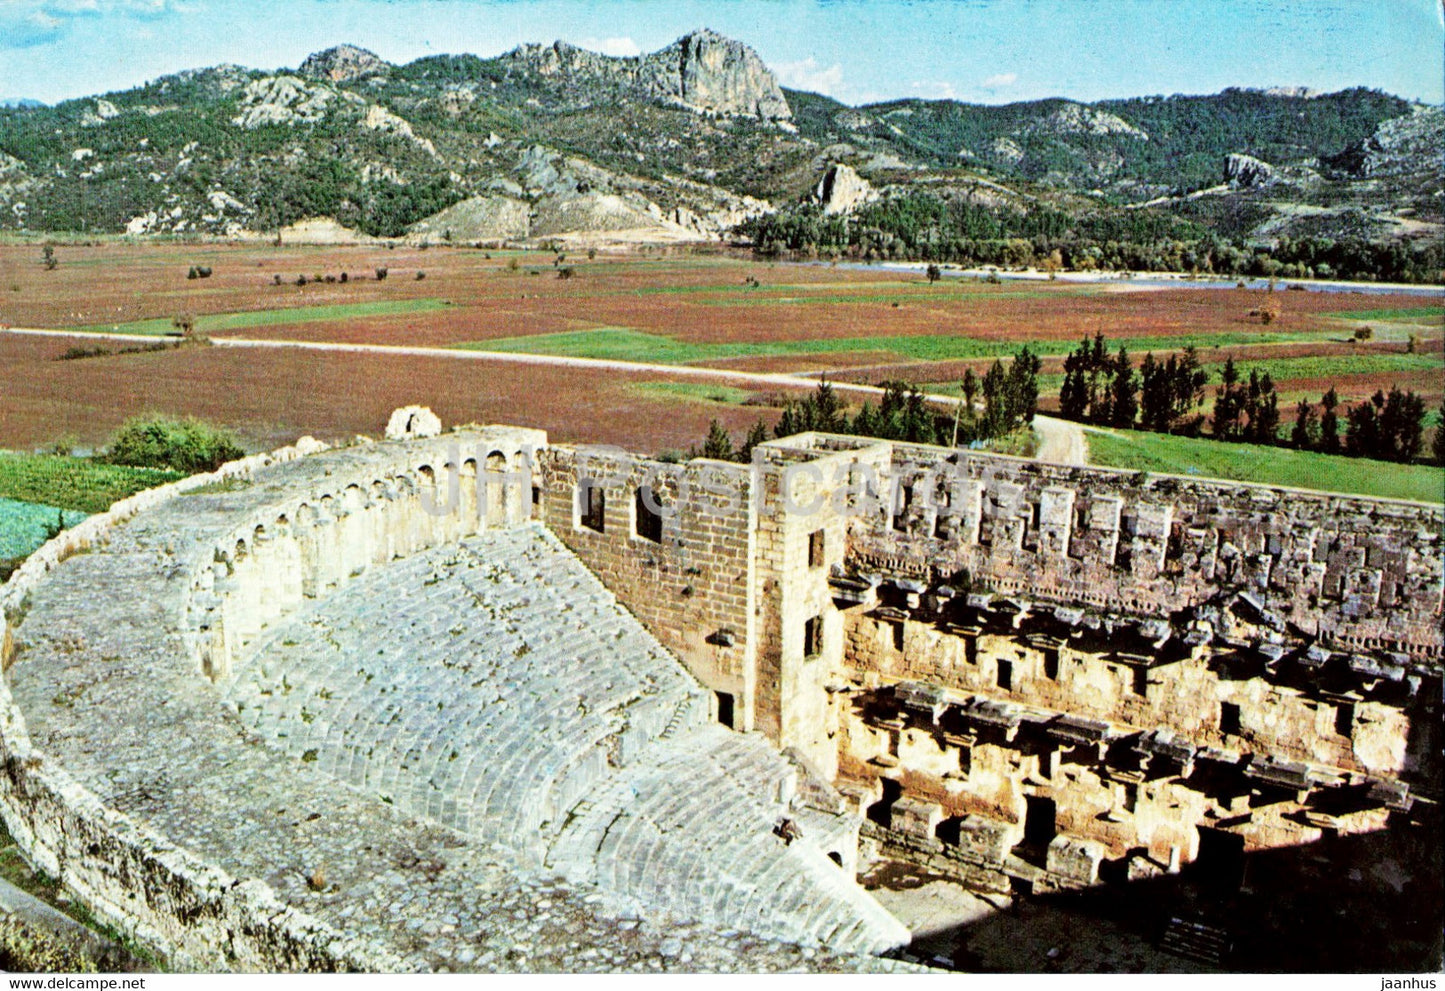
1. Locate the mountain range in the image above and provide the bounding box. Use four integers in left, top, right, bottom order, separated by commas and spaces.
0, 30, 1438, 257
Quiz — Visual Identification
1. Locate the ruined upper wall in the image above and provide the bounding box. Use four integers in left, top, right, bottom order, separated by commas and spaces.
840, 443, 1442, 660
538, 446, 755, 723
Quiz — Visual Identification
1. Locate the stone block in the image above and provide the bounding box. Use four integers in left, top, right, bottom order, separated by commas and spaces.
1046, 834, 1105, 885
889, 797, 943, 841
954, 814, 1017, 863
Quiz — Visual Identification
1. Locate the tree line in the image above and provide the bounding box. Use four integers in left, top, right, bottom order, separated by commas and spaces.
695, 347, 1041, 461
1055, 333, 1440, 464
739, 193, 1444, 285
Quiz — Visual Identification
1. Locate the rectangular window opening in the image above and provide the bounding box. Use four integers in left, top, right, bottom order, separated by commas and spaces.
996, 658, 1013, 692
804, 615, 824, 658
1220, 701, 1241, 736
1132, 665, 1149, 697
715, 691, 735, 729
808, 528, 826, 568
1334, 702, 1354, 738
892, 483, 913, 532
634, 485, 663, 544
579, 482, 605, 533
1043, 649, 1060, 680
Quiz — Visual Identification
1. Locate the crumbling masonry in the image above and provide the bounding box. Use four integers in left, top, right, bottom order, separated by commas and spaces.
0, 419, 1439, 971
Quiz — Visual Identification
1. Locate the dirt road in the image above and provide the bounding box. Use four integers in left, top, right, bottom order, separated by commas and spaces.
2, 326, 1090, 465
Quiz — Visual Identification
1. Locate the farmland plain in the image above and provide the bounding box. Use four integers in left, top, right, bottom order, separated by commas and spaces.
0, 242, 1438, 499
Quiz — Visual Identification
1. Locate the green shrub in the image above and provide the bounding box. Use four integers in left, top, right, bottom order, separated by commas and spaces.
102, 417, 245, 474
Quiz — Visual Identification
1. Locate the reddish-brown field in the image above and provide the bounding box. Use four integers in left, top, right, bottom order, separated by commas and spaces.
0, 242, 1439, 453
0, 332, 796, 454
2, 243, 1432, 345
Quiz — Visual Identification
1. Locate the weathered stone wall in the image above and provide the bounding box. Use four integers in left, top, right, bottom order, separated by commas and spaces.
843, 620, 1420, 776
537, 447, 755, 727
852, 445, 1443, 657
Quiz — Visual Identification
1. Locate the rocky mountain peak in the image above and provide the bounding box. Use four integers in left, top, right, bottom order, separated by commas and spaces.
504, 29, 791, 122
299, 44, 390, 83
641, 29, 791, 121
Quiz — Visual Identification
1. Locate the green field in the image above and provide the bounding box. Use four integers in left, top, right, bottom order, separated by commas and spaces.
1326, 306, 1444, 324
0, 453, 183, 514
1197, 352, 1442, 382
459, 327, 1320, 366
0, 498, 88, 561
1085, 429, 1444, 503
628, 382, 761, 405
68, 299, 452, 336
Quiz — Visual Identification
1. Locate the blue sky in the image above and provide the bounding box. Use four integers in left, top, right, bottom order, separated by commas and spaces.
2, 0, 1441, 107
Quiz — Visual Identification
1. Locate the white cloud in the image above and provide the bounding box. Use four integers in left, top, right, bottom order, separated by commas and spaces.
579, 36, 641, 57
772, 56, 844, 97
981, 72, 1018, 91
1, 0, 187, 48
910, 80, 958, 100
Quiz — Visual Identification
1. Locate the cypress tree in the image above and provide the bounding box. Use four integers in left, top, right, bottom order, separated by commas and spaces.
1319, 388, 1342, 454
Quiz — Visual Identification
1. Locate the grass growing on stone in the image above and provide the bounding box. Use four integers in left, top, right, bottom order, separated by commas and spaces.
0, 453, 182, 514
1085, 429, 1444, 503
67, 299, 452, 336
459, 327, 1320, 366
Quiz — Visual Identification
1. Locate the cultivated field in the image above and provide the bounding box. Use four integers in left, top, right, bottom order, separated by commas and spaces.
1, 242, 1439, 498
1084, 429, 1444, 504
